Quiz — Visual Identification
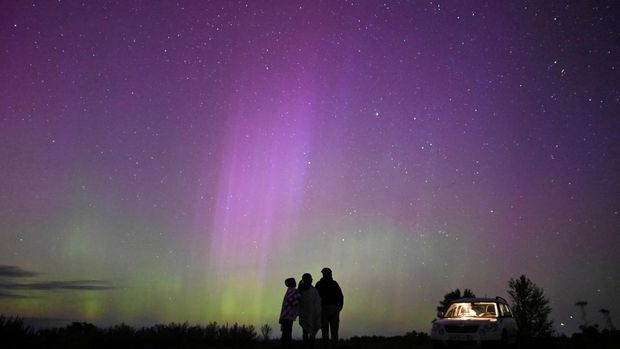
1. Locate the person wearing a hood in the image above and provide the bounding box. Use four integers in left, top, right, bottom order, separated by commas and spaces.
298, 273, 321, 348
279, 277, 300, 349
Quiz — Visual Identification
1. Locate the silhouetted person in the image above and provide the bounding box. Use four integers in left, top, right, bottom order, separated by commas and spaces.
315, 267, 344, 345
279, 277, 301, 349
298, 273, 321, 348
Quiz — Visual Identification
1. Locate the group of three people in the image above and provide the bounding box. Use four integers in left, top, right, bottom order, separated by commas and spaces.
279, 267, 344, 348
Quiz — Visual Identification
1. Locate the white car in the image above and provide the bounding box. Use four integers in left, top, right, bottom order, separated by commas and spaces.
430, 297, 518, 348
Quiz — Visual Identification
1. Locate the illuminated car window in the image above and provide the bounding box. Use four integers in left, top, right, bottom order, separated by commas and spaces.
500, 303, 513, 317
445, 302, 498, 318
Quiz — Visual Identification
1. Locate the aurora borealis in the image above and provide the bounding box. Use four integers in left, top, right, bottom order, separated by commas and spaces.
1, 0, 619, 337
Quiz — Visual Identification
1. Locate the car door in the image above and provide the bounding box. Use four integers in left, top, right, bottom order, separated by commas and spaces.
500, 303, 517, 338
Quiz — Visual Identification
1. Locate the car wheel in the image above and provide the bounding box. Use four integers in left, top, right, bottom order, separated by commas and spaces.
501, 330, 509, 345
510, 332, 519, 346
501, 330, 518, 348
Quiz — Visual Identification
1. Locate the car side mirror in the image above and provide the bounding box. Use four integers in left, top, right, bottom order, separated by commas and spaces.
437, 311, 444, 319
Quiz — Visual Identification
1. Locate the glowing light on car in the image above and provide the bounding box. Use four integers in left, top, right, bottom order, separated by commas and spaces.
444, 302, 499, 319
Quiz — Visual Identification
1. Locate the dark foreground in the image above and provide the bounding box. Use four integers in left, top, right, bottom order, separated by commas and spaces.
1, 316, 618, 348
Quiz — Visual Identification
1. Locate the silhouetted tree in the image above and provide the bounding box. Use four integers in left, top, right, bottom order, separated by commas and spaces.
576, 301, 588, 327
260, 323, 272, 341
600, 309, 616, 331
437, 288, 476, 313
508, 275, 553, 339
0, 315, 33, 343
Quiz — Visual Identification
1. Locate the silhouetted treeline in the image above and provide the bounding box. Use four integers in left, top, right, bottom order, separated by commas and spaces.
0, 316, 258, 349
2, 315, 619, 348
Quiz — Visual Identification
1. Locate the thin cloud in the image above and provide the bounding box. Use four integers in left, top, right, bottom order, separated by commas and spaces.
0, 280, 117, 291
0, 291, 33, 299
0, 265, 118, 298
0, 265, 38, 278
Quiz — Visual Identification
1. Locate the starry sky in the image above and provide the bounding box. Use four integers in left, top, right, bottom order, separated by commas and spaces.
1, 0, 619, 337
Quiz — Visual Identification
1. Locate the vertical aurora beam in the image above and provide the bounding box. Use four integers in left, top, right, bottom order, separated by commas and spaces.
190, 15, 327, 322
203, 86, 316, 322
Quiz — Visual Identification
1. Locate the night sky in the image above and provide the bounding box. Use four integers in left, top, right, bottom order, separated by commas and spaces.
1, 0, 619, 337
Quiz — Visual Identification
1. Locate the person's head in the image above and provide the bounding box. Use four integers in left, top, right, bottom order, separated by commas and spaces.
285, 277, 296, 288
321, 267, 333, 279
302, 273, 313, 285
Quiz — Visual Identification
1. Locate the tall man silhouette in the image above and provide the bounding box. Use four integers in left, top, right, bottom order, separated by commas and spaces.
315, 267, 344, 345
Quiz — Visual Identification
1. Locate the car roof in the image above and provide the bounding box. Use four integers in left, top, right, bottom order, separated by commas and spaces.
450, 297, 509, 305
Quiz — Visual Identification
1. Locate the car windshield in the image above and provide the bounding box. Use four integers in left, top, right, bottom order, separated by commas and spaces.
444, 302, 498, 318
